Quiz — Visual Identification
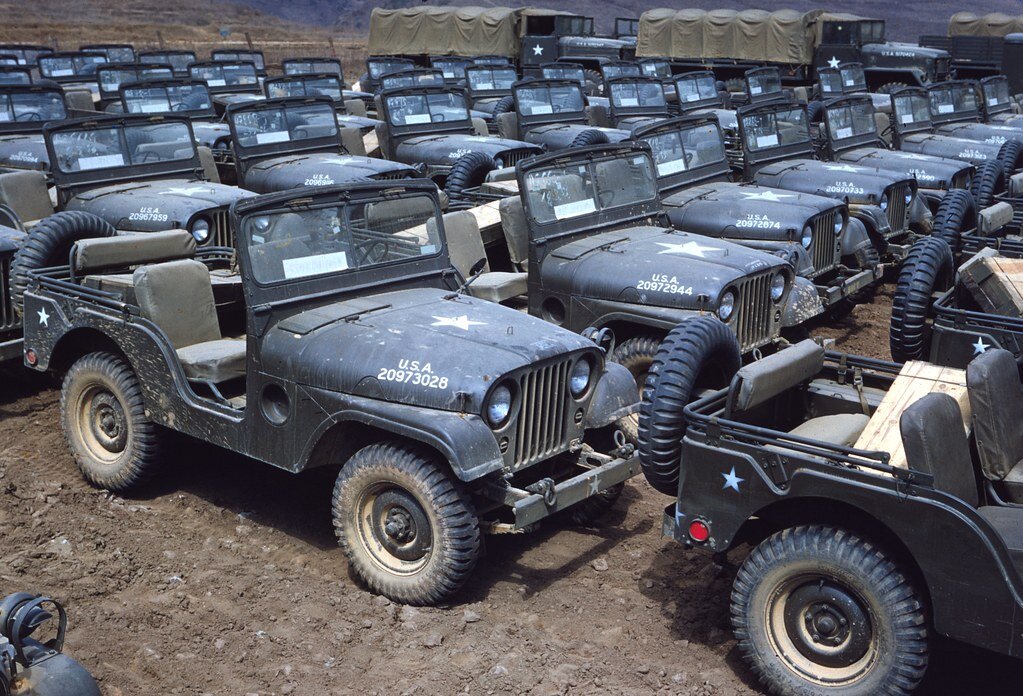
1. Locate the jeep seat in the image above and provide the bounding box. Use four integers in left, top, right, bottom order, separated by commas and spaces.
0, 170, 55, 226
967, 348, 1023, 503
436, 210, 526, 303
133, 259, 246, 384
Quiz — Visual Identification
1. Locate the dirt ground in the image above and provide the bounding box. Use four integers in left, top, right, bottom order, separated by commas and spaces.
2, 290, 1021, 695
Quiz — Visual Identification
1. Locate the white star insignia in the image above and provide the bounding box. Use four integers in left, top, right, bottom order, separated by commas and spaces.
824, 164, 862, 173
721, 467, 744, 492
972, 336, 990, 355
532, 45, 544, 56
827, 56, 841, 69
37, 307, 49, 327
740, 190, 793, 202
431, 315, 486, 331
160, 185, 212, 197
656, 240, 720, 258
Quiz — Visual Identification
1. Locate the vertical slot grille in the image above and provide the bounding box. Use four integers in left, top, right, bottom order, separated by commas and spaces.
809, 210, 839, 277
512, 359, 571, 469
0, 254, 17, 332
885, 183, 911, 237
208, 208, 233, 248
732, 272, 775, 352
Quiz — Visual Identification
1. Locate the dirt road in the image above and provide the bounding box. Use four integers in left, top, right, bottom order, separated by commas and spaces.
1, 293, 1018, 695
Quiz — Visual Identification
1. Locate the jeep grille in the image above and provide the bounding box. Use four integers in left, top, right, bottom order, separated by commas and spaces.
0, 254, 18, 333
885, 182, 911, 238
809, 209, 840, 278
732, 272, 777, 353
208, 208, 232, 248
511, 359, 572, 469
374, 170, 413, 181
499, 149, 537, 168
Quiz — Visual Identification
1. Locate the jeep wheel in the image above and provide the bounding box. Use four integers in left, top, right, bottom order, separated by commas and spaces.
997, 139, 1023, 181
444, 151, 495, 200
61, 352, 167, 492
890, 236, 953, 362
931, 189, 977, 253
732, 526, 928, 695
332, 442, 481, 605
638, 318, 741, 496
970, 160, 1006, 210
609, 335, 662, 445
806, 100, 825, 123
491, 94, 515, 116
570, 128, 610, 148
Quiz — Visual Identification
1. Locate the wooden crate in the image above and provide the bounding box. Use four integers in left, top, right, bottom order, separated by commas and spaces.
959, 254, 1023, 316
853, 360, 971, 469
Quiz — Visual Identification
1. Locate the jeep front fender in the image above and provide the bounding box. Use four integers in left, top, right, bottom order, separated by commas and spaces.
782, 276, 824, 327
584, 361, 639, 429
840, 216, 873, 258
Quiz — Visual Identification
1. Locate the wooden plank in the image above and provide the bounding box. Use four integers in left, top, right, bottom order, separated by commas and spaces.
481, 179, 519, 195
362, 130, 380, 157
960, 255, 1023, 316
853, 360, 971, 469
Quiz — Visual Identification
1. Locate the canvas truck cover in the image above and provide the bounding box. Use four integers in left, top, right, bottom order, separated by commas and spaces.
637, 8, 819, 64
948, 13, 1023, 37
368, 6, 520, 57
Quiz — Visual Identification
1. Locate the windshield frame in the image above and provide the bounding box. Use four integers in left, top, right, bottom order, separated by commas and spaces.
927, 81, 981, 125
119, 78, 216, 119
465, 66, 518, 97
980, 76, 1013, 117
672, 71, 723, 111
227, 96, 341, 171
633, 115, 731, 193
514, 79, 587, 125
607, 76, 668, 118
736, 102, 814, 168
822, 95, 882, 156
0, 86, 67, 133
138, 50, 196, 77
97, 63, 174, 101
264, 74, 345, 103
380, 86, 473, 134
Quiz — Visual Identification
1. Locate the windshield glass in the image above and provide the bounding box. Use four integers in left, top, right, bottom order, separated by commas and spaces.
380, 71, 445, 91
674, 74, 718, 105
839, 65, 867, 92
50, 121, 194, 173
523, 152, 656, 224
541, 65, 584, 86
556, 16, 593, 36
99, 66, 173, 95
0, 47, 51, 65
827, 100, 875, 141
819, 70, 843, 95
473, 56, 510, 66
40, 54, 107, 78
893, 92, 931, 127
640, 122, 726, 177
122, 83, 212, 114
602, 64, 641, 80
640, 61, 670, 78
609, 81, 665, 109
267, 76, 343, 100
232, 102, 337, 148
368, 59, 412, 79
0, 56, 17, 67
516, 84, 584, 116
244, 193, 443, 284
141, 52, 195, 73
861, 20, 885, 44
432, 58, 471, 80
0, 69, 31, 85
741, 107, 809, 152
0, 91, 65, 123
983, 78, 1011, 110
616, 18, 639, 36
87, 46, 134, 62
283, 59, 343, 77
466, 67, 517, 92
746, 71, 781, 98
929, 84, 977, 117
190, 63, 258, 88
214, 52, 264, 70
385, 92, 469, 126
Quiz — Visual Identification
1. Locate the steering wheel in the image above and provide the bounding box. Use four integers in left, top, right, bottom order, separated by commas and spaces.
355, 238, 391, 265
172, 102, 190, 112
14, 111, 41, 121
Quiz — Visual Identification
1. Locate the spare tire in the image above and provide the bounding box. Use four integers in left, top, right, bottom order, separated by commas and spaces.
569, 128, 609, 148
491, 94, 515, 116
806, 100, 826, 123
889, 236, 954, 362
443, 151, 495, 199
931, 189, 977, 253
997, 139, 1023, 181
970, 159, 1006, 210
10, 211, 116, 316
638, 317, 742, 496
583, 69, 603, 95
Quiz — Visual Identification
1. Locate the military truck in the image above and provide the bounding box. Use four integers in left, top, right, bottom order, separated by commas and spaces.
921, 12, 1023, 84
138, 49, 196, 78
637, 9, 950, 92
0, 84, 69, 176
227, 96, 416, 193
503, 78, 631, 151
20, 180, 640, 605
642, 322, 1023, 693
614, 18, 640, 45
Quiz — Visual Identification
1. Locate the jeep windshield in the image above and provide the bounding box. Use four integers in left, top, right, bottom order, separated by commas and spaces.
746, 71, 782, 100
0, 91, 66, 123
929, 83, 977, 118
640, 121, 726, 177
432, 58, 472, 80
380, 71, 446, 91
231, 102, 337, 148
243, 192, 443, 284
541, 65, 584, 86
84, 45, 135, 63
523, 151, 656, 225
741, 107, 809, 153
516, 84, 584, 116
0, 69, 31, 86
602, 64, 641, 80
189, 63, 258, 89
839, 65, 867, 93
609, 81, 665, 110
122, 82, 213, 114
466, 67, 517, 93
983, 78, 1011, 112
640, 60, 671, 79
283, 59, 343, 77
0, 46, 51, 66
40, 54, 107, 79
50, 120, 195, 173
826, 100, 875, 142
674, 74, 718, 105
99, 66, 173, 97
140, 52, 196, 75
893, 91, 931, 128
384, 92, 469, 127
266, 76, 343, 101
368, 59, 413, 80
213, 51, 265, 71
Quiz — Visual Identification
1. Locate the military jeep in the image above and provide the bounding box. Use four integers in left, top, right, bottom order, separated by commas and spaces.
643, 323, 1023, 693
0, 67, 32, 86
282, 56, 343, 79
226, 96, 416, 193
505, 78, 631, 151
211, 48, 267, 77
464, 65, 518, 116
80, 44, 135, 64
20, 179, 640, 605
37, 51, 107, 92
0, 223, 24, 361
0, 85, 69, 175
138, 49, 196, 78
359, 57, 416, 94
187, 61, 262, 114
263, 73, 376, 128
94, 62, 173, 109
0, 44, 52, 68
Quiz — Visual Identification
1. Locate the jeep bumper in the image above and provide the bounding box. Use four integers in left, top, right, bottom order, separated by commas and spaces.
816, 265, 883, 305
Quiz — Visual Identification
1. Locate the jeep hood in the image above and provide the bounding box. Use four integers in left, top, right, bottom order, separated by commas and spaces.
900, 133, 1000, 164
753, 159, 902, 203
395, 134, 540, 167
523, 124, 631, 151
938, 122, 1023, 148
839, 148, 971, 189
260, 287, 596, 412
0, 135, 49, 171
243, 153, 416, 194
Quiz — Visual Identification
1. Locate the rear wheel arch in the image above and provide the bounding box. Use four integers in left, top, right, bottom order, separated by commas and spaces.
47, 327, 126, 375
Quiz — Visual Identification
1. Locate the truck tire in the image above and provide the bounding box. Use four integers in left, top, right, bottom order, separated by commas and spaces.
890, 236, 953, 362
732, 525, 928, 696
638, 318, 742, 496
970, 160, 1006, 210
931, 189, 977, 253
10, 211, 115, 317
610, 335, 663, 445
583, 69, 603, 95
443, 151, 495, 199
332, 442, 481, 605
491, 94, 514, 115
570, 128, 610, 148
876, 81, 910, 95
806, 100, 825, 123
997, 139, 1023, 180
61, 352, 168, 493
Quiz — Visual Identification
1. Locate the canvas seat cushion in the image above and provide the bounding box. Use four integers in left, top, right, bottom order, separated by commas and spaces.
176, 338, 247, 383
468, 271, 527, 303
788, 413, 870, 448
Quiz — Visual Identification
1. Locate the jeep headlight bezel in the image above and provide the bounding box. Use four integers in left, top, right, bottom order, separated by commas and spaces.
569, 356, 594, 399
485, 381, 515, 428
879, 193, 889, 212
770, 271, 786, 302
717, 289, 736, 321
190, 217, 210, 243
800, 225, 813, 249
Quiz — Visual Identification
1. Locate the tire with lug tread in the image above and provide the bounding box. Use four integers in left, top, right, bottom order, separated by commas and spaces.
997, 139, 1023, 181
10, 211, 116, 316
583, 69, 603, 94
806, 100, 825, 123
876, 81, 910, 95
569, 128, 609, 148
610, 335, 663, 445
443, 151, 495, 199
931, 188, 977, 253
637, 317, 742, 496
732, 525, 929, 695
889, 236, 953, 362
332, 442, 481, 605
970, 159, 1006, 210
61, 351, 168, 493
491, 94, 514, 115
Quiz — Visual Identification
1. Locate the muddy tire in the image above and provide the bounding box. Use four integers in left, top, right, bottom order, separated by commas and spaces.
570, 128, 610, 148
931, 189, 977, 253
732, 525, 928, 695
332, 442, 480, 605
997, 139, 1023, 180
638, 318, 742, 496
10, 211, 115, 317
970, 160, 1006, 210
889, 236, 953, 362
443, 151, 495, 199
61, 352, 167, 493
609, 335, 663, 445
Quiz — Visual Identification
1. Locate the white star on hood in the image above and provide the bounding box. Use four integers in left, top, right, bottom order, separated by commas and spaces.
824, 164, 862, 173
431, 315, 486, 331
740, 190, 793, 202
532, 45, 544, 56
160, 185, 213, 197
656, 241, 720, 258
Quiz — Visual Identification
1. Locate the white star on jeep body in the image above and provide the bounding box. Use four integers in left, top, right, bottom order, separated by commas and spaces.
37, 307, 49, 327
740, 190, 793, 202
824, 164, 862, 173
973, 336, 990, 355
160, 185, 212, 197
722, 467, 744, 492
431, 315, 486, 331
319, 157, 353, 165
656, 240, 720, 258
827, 56, 841, 69
532, 45, 544, 56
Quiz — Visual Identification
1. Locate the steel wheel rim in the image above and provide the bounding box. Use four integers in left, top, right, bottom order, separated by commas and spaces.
75, 384, 128, 464
354, 481, 434, 576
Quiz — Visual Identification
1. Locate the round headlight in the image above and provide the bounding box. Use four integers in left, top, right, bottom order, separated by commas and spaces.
879, 194, 889, 211
904, 190, 913, 205
486, 383, 513, 427
253, 215, 270, 232
569, 358, 593, 398
770, 272, 786, 302
834, 215, 844, 235
214, 140, 230, 151
800, 225, 813, 249
190, 218, 210, 243
717, 290, 735, 321
494, 156, 505, 169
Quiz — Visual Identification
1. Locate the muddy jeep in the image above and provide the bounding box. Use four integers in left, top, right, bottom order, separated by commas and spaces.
505, 79, 631, 151
226, 96, 416, 193
21, 180, 639, 605
0, 85, 68, 175
138, 50, 196, 78
643, 323, 1023, 693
